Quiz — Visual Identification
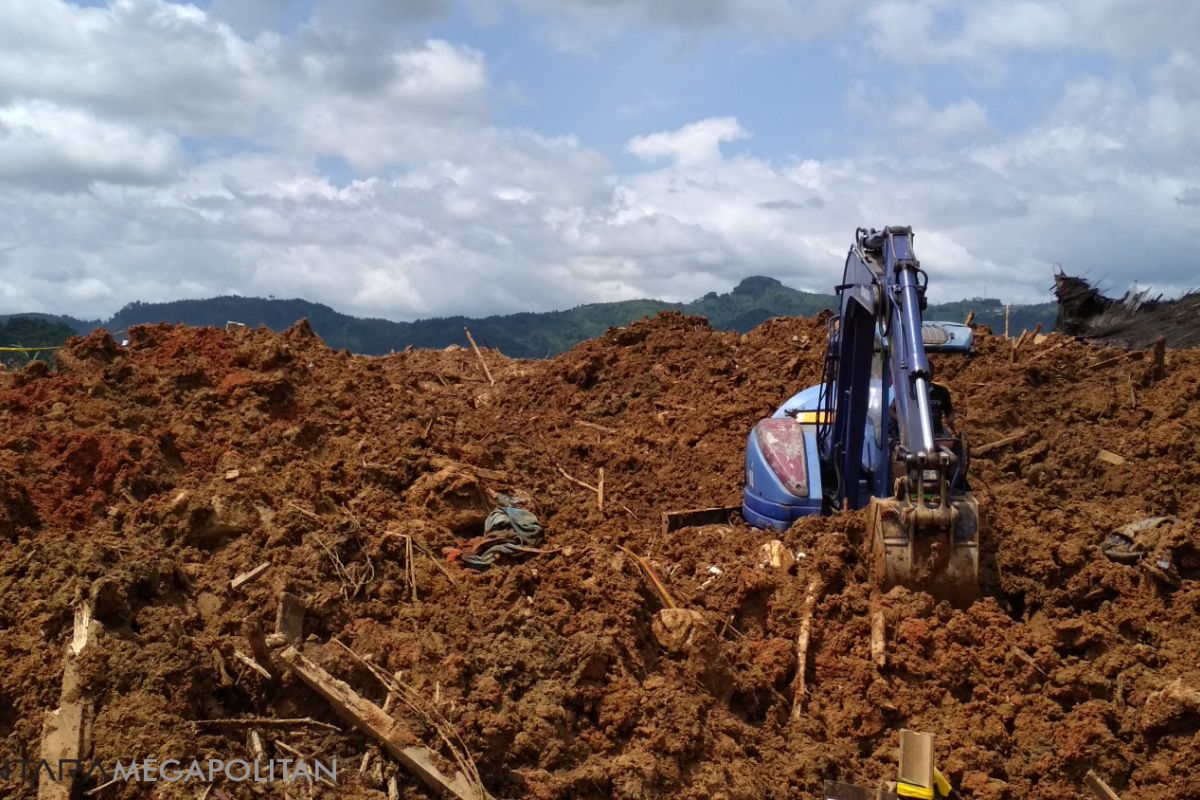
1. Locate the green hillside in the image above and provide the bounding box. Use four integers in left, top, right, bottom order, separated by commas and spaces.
0, 277, 1057, 358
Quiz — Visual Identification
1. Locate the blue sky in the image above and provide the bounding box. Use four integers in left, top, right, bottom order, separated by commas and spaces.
1, 0, 1198, 321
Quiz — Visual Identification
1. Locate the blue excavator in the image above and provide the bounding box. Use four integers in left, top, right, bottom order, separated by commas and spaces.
743, 226, 980, 603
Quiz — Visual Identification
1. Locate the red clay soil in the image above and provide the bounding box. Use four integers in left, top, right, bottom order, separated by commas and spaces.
0, 313, 1197, 799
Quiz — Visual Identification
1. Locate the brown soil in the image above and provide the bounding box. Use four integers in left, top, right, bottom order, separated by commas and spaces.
1, 313, 1198, 799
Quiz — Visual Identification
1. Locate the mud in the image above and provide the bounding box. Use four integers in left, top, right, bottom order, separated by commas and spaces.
0, 313, 1198, 799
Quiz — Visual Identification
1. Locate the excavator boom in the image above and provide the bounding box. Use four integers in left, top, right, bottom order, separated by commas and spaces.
743, 226, 980, 603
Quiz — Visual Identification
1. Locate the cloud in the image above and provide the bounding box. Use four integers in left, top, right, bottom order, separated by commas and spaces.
863, 0, 1200, 64
0, 100, 180, 190
627, 117, 749, 167
0, 0, 1199, 323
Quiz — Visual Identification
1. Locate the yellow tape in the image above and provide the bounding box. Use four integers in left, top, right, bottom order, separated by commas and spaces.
0, 346, 61, 352
933, 768, 953, 797
897, 783, 935, 800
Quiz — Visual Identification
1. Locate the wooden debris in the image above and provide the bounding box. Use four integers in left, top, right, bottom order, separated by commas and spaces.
233, 649, 273, 681
870, 608, 886, 669
758, 540, 794, 571
248, 729, 266, 763
1143, 335, 1167, 385
597, 468, 605, 512
790, 576, 824, 721
618, 545, 678, 609
556, 466, 603, 506
388, 776, 401, 800
275, 592, 305, 645
463, 327, 495, 386
1083, 769, 1122, 800
1096, 449, 1127, 466
963, 309, 975, 327
40, 596, 98, 800
231, 561, 271, 590
83, 777, 120, 796
660, 505, 740, 536
273, 646, 487, 800
972, 428, 1028, 457
242, 619, 277, 678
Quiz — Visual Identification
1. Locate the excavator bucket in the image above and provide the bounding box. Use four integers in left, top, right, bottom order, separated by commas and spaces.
869, 493, 980, 605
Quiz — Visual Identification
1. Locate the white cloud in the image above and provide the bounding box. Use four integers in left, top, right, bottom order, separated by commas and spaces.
0, 100, 180, 190
0, 0, 1198, 324
863, 0, 1200, 64
627, 117, 749, 167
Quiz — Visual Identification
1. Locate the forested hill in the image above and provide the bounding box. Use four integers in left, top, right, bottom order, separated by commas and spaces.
1, 277, 1056, 358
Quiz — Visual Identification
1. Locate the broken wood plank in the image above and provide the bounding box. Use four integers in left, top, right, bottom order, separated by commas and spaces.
660, 506, 740, 537
972, 428, 1028, 457
790, 576, 824, 721
870, 609, 886, 669
463, 327, 495, 386
275, 592, 305, 645
231, 562, 271, 590
40, 597, 97, 800
1096, 449, 1127, 466
273, 646, 487, 800
1083, 769, 1122, 800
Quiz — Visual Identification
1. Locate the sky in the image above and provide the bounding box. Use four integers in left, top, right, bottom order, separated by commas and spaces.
1, 0, 1199, 321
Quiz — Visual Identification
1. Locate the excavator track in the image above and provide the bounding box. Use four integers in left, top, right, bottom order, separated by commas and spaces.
869, 494, 980, 605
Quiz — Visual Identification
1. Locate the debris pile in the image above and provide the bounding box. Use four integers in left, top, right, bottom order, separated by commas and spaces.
0, 312, 1197, 799
1055, 273, 1200, 348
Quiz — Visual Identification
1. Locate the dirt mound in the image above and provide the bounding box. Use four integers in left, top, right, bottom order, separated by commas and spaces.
0, 315, 1198, 799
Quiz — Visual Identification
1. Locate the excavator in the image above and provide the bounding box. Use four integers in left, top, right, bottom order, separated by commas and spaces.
742, 226, 980, 603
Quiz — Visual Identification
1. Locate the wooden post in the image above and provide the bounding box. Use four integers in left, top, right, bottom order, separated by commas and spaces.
463, 328, 495, 386
790, 576, 824, 720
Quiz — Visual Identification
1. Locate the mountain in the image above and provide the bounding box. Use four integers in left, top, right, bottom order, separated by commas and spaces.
0, 277, 1057, 358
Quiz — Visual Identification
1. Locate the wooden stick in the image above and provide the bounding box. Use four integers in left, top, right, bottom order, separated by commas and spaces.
194, 717, 342, 732
617, 545, 678, 609
233, 649, 273, 681
84, 778, 120, 796
273, 646, 487, 800
231, 562, 271, 590
870, 609, 886, 669
577, 420, 617, 434
463, 328, 495, 386
972, 427, 1028, 457
790, 576, 824, 721
1083, 769, 1122, 800
556, 465, 599, 494
1024, 338, 1070, 364
597, 468, 605, 511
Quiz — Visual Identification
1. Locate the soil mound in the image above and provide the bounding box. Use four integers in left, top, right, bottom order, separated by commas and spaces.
0, 315, 1198, 799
